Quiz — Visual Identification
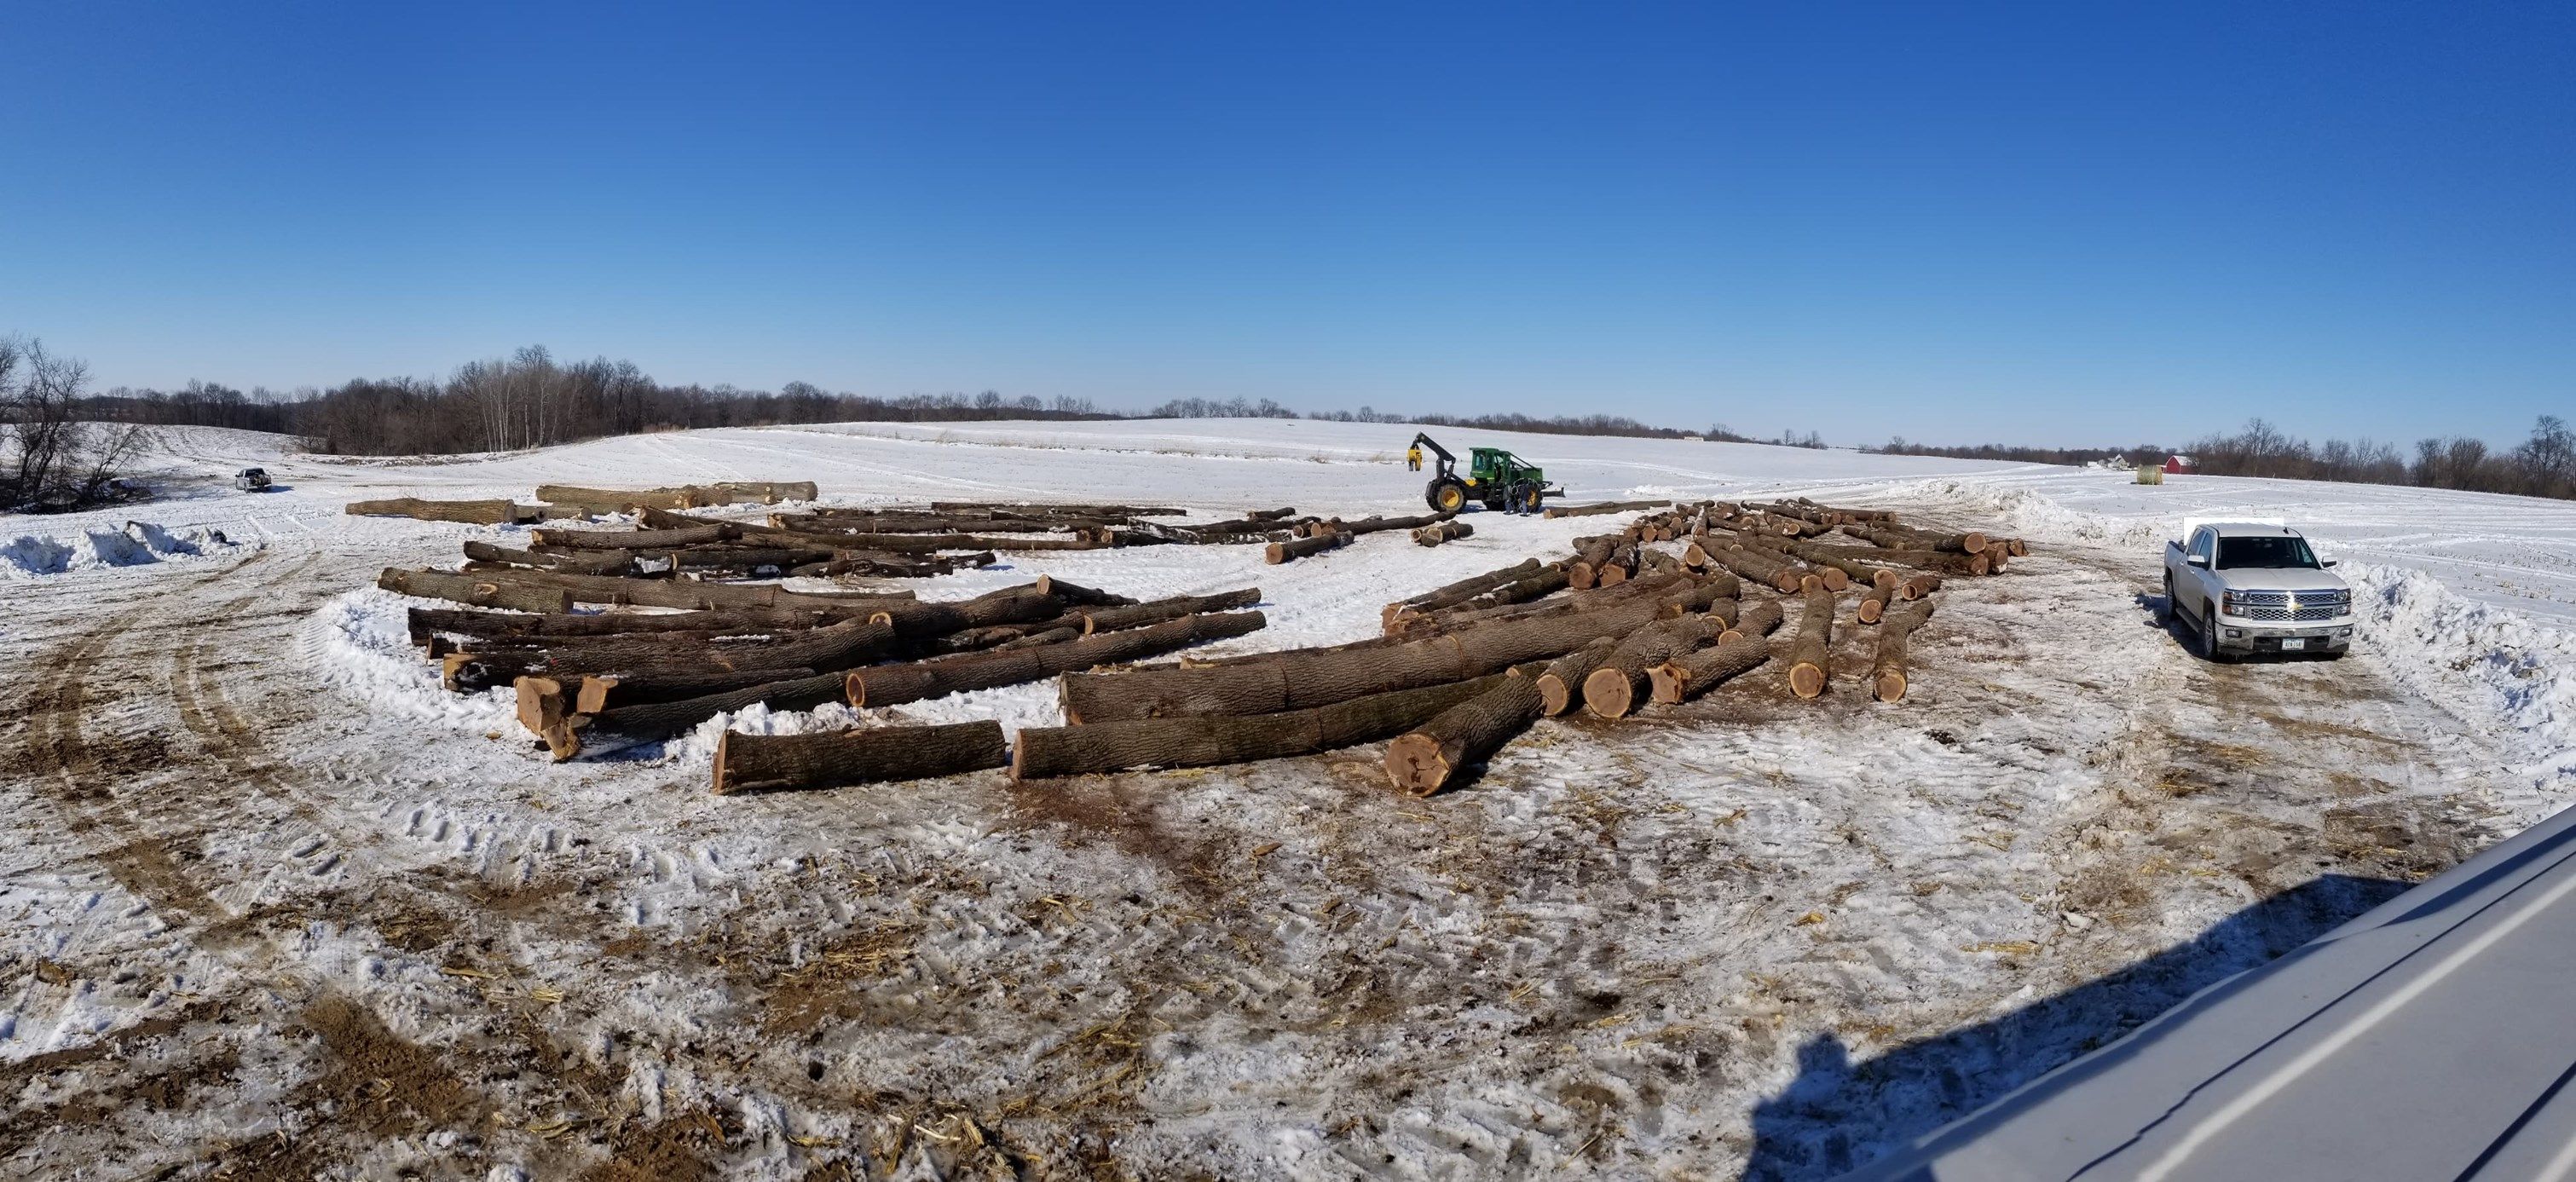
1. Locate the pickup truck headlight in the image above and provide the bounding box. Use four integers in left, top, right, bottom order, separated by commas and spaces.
2221, 591, 2252, 614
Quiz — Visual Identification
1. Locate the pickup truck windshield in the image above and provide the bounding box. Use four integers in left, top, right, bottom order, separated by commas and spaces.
2216, 536, 2319, 570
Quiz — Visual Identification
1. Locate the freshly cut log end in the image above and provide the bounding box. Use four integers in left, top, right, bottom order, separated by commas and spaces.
515, 677, 567, 735
1383, 733, 1458, 797
1645, 636, 1771, 704
1857, 596, 1886, 625
1265, 531, 1349, 564
1580, 666, 1640, 719
1788, 662, 1827, 700
1874, 669, 1908, 702
711, 720, 1008, 795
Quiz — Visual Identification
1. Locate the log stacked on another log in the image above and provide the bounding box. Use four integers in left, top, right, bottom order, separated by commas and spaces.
1412, 522, 1472, 546
1871, 598, 1938, 702
1581, 614, 1726, 718
347, 499, 539, 525
1720, 597, 1785, 643
1013, 673, 1506, 781
1267, 530, 1350, 564
1542, 499, 1672, 519
1645, 635, 1772, 705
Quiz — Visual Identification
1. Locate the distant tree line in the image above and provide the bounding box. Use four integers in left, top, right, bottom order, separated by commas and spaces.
2186, 416, 2575, 499
1868, 438, 2167, 466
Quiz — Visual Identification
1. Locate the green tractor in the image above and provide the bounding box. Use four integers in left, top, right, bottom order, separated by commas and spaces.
1410, 432, 1561, 515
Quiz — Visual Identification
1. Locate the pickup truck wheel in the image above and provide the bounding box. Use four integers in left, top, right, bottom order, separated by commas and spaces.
2160, 575, 2175, 625
2197, 603, 2228, 662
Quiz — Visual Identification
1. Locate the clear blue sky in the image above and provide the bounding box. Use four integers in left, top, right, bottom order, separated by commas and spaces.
3, 3, 2569, 447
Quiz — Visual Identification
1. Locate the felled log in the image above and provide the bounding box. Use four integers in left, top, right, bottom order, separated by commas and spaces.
1843, 524, 1990, 556
1581, 614, 1725, 718
448, 618, 893, 691
1533, 635, 1626, 717
1857, 580, 1894, 625
1055, 587, 1260, 635
1786, 587, 1837, 700
1542, 499, 1670, 519
1567, 536, 1620, 589
847, 611, 1268, 709
1383, 643, 1612, 795
534, 524, 738, 550
576, 667, 820, 713
927, 501, 1185, 516
534, 482, 812, 513
1244, 506, 1297, 522
1064, 590, 1695, 724
1721, 597, 1785, 643
544, 670, 852, 759
1412, 522, 1473, 546
712, 720, 1007, 795
776, 511, 1099, 534
406, 605, 840, 646
1646, 635, 1771, 705
442, 568, 898, 613
379, 568, 573, 614
460, 540, 636, 576
1872, 599, 1938, 702
1704, 596, 1741, 630
1267, 531, 1349, 564
1689, 543, 1802, 593
997, 626, 1082, 649
789, 552, 991, 579
1012, 675, 1504, 781
863, 585, 1071, 637
346, 498, 531, 525
515, 677, 570, 735
1381, 558, 1544, 631
1903, 573, 1943, 600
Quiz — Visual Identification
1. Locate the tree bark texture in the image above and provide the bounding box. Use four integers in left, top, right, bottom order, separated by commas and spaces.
1382, 558, 1543, 629
1787, 587, 1837, 700
346, 498, 530, 525
1266, 531, 1350, 564
713, 720, 1007, 795
1012, 675, 1504, 781
1872, 598, 1938, 702
1645, 635, 1772, 705
1722, 597, 1785, 643
1412, 522, 1472, 546
1542, 499, 1670, 519
379, 568, 573, 614
1581, 614, 1724, 718
846, 610, 1268, 708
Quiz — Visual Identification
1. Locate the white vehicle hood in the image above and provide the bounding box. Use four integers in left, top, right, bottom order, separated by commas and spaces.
2214, 567, 2348, 592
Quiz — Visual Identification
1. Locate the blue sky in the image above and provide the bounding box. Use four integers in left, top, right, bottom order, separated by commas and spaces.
3, 3, 2569, 446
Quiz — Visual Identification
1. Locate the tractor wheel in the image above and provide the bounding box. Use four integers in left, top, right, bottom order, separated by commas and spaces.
1427, 477, 1469, 514
1514, 483, 1543, 514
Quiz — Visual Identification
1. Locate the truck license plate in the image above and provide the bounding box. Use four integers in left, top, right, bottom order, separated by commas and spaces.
2279, 638, 2306, 651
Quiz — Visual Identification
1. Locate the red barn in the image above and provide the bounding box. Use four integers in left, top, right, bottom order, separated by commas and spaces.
2163, 453, 2196, 476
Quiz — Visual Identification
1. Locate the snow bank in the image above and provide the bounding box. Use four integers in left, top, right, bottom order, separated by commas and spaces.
0, 521, 236, 579
2345, 562, 2576, 822
302, 589, 518, 732
1883, 477, 2169, 548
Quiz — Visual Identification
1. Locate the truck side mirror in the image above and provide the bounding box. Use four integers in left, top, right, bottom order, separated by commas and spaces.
2323, 560, 2338, 568
2186, 555, 2209, 568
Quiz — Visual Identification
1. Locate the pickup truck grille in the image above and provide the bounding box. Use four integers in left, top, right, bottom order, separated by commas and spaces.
2229, 589, 2350, 622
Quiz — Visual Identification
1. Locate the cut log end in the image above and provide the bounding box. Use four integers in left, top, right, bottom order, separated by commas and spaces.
1580, 667, 1638, 719
514, 677, 565, 735
1857, 599, 1884, 625
1788, 661, 1826, 700
1536, 674, 1579, 716
1875, 670, 1908, 702
1382, 733, 1457, 797
1648, 664, 1688, 705
575, 675, 617, 715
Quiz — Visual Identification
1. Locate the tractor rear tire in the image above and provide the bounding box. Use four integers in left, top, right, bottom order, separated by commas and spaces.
1512, 483, 1543, 514
1427, 477, 1469, 514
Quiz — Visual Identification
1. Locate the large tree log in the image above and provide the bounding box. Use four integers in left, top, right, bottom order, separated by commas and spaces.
1381, 558, 1543, 629
1581, 614, 1725, 718
460, 540, 636, 576
1902, 572, 1943, 600
379, 568, 574, 614
545, 670, 850, 758
1646, 635, 1771, 704
862, 585, 1071, 637
1266, 531, 1350, 564
442, 567, 900, 612
1542, 499, 1671, 519
1412, 522, 1473, 546
847, 611, 1268, 709
1032, 575, 1133, 607
1703, 596, 1742, 630
1384, 643, 1613, 794
1688, 542, 1803, 593
346, 498, 530, 525
1857, 580, 1894, 625
534, 482, 814, 513
534, 524, 738, 550
712, 720, 1007, 795
1532, 634, 1627, 717
1842, 524, 1990, 556
1872, 598, 1938, 702
1065, 589, 1699, 724
1567, 536, 1620, 589
1786, 587, 1837, 700
576, 666, 821, 713
927, 500, 1184, 516
1013, 674, 1505, 781
407, 605, 841, 646
1055, 587, 1260, 634
1721, 597, 1785, 643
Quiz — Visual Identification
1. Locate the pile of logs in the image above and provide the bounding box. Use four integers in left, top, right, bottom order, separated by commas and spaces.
349, 481, 821, 524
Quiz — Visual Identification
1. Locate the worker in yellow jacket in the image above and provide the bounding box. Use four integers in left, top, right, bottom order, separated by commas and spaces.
1406, 445, 1423, 471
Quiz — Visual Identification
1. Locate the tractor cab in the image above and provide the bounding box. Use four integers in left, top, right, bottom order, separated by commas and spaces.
1411, 432, 1562, 514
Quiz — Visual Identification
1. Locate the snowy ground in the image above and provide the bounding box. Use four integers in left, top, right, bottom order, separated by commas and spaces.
2, 420, 2570, 1179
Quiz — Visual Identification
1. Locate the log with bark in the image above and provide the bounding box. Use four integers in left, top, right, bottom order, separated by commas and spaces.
1266, 530, 1350, 564
846, 611, 1268, 709
1581, 614, 1725, 718
1050, 587, 1260, 635
1871, 598, 1938, 702
1542, 499, 1671, 519
862, 585, 1073, 637
712, 720, 1007, 795
1857, 580, 1894, 625
1383, 641, 1614, 795
534, 481, 816, 513
1380, 557, 1544, 631
1902, 573, 1943, 600
575, 666, 821, 713
346, 498, 532, 525
1688, 542, 1803, 593
1532, 634, 1626, 716
379, 568, 575, 614
1306, 510, 1456, 539
435, 567, 901, 613
1785, 587, 1837, 700
1412, 522, 1472, 546
448, 618, 894, 692
407, 604, 840, 646
927, 500, 1184, 517
460, 540, 636, 576
1013, 674, 1505, 781
1721, 597, 1785, 643
545, 669, 851, 759
1644, 635, 1771, 704
1842, 524, 1990, 556
1064, 588, 1700, 724
534, 524, 739, 550
1567, 536, 1620, 589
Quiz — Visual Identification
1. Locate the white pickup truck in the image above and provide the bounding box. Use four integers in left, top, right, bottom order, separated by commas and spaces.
2163, 521, 2354, 660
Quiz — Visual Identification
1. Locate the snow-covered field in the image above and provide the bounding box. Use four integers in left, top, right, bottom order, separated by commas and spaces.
2, 419, 2570, 1179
